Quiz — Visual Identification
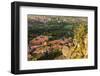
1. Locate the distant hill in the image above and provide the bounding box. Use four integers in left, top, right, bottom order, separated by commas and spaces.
28, 15, 88, 27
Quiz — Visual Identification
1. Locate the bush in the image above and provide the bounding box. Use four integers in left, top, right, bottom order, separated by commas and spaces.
37, 49, 62, 60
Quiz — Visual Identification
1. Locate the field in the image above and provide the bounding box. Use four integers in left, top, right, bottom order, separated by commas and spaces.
27, 15, 88, 61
